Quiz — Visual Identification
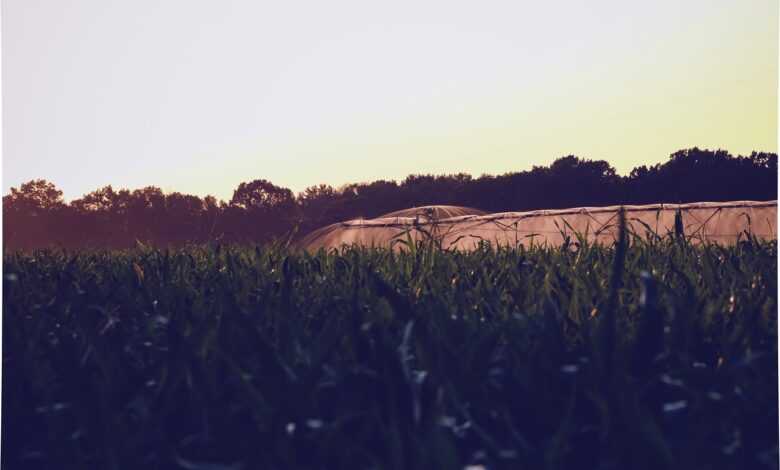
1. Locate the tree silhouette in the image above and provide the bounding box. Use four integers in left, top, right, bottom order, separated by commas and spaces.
4, 179, 64, 213
3, 180, 67, 249
3, 148, 777, 250
226, 179, 298, 243
230, 179, 295, 211
298, 184, 341, 234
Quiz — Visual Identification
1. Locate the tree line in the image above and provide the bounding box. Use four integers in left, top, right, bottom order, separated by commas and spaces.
3, 147, 777, 250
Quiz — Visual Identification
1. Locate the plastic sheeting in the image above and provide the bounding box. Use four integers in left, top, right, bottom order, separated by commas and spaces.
379, 205, 485, 220
298, 201, 778, 251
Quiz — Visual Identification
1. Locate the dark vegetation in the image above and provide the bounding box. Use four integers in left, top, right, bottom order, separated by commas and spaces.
3, 225, 777, 469
4, 148, 778, 468
3, 148, 777, 250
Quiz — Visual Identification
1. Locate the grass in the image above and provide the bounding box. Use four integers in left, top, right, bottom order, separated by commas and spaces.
2, 229, 778, 469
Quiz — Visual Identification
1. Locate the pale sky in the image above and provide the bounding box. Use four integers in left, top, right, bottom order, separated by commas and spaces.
3, 0, 778, 202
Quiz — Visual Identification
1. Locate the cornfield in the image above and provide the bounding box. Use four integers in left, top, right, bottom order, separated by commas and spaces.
3, 228, 777, 469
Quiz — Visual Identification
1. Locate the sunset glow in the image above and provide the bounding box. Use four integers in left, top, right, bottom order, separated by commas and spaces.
3, 0, 777, 201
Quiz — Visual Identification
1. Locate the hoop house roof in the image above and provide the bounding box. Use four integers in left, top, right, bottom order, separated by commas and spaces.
379, 205, 486, 220
298, 200, 777, 252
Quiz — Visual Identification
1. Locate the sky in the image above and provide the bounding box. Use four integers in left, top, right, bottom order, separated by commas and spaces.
3, 0, 778, 203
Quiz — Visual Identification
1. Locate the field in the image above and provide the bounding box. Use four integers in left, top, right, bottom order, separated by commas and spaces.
3, 226, 778, 469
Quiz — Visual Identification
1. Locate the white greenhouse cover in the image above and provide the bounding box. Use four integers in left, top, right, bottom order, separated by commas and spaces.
298, 201, 778, 251
379, 205, 486, 220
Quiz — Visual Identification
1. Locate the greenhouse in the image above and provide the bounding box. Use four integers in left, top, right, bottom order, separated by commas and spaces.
298, 201, 778, 251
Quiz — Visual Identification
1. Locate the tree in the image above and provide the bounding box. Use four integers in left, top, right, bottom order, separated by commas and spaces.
2, 148, 776, 250
227, 179, 298, 243
163, 192, 205, 244
230, 179, 295, 211
298, 184, 336, 209
3, 180, 66, 249
298, 184, 340, 232
4, 179, 64, 213
71, 185, 117, 212
535, 156, 621, 208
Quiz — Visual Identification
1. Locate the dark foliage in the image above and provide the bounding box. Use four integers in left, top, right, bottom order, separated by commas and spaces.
3, 235, 777, 469
3, 147, 777, 250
